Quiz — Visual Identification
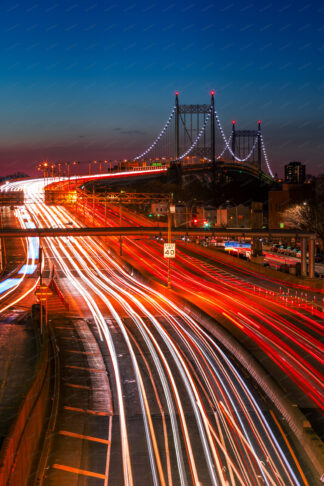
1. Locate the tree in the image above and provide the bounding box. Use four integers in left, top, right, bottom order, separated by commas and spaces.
281, 177, 324, 254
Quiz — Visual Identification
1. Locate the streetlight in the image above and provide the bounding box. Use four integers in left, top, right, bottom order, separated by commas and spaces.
43, 161, 48, 186
73, 160, 79, 179
65, 161, 70, 190
167, 201, 176, 288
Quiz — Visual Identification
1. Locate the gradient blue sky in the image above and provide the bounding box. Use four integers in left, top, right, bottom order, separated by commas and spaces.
0, 0, 323, 176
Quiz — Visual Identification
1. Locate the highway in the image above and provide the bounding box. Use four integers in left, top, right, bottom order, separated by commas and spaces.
0, 177, 320, 485
83, 199, 324, 413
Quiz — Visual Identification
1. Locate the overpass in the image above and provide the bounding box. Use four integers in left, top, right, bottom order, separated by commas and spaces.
0, 226, 316, 278
0, 226, 316, 239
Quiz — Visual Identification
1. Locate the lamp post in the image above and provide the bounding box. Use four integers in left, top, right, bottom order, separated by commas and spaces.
43, 161, 48, 186
167, 201, 176, 288
66, 161, 70, 190
73, 160, 79, 179
119, 191, 124, 256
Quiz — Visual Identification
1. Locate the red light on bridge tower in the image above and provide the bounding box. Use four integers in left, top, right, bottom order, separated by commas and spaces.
232, 120, 236, 125
210, 90, 215, 96
175, 91, 179, 96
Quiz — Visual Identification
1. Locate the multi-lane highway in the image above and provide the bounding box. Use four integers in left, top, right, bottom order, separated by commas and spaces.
0, 177, 321, 485
83, 198, 324, 415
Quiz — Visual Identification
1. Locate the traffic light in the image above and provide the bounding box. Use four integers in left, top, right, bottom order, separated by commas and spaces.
204, 221, 210, 228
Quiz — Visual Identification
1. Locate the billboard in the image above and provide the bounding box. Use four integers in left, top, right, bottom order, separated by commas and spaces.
225, 241, 251, 250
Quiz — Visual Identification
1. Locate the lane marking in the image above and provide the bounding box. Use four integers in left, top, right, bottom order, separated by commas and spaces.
64, 406, 110, 416
63, 382, 91, 390
65, 350, 101, 355
52, 464, 106, 479
64, 365, 107, 373
270, 410, 310, 486
60, 336, 83, 340
58, 430, 110, 444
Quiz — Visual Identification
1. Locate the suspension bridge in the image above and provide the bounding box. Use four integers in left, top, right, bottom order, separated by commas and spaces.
130, 91, 274, 182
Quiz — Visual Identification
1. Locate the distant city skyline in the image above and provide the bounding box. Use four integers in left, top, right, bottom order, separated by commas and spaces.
0, 0, 323, 176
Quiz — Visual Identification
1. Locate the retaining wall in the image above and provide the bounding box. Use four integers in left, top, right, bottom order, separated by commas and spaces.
0, 337, 51, 486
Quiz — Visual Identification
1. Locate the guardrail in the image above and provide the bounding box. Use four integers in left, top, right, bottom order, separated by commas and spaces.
34, 325, 60, 485
49, 277, 69, 311
0, 336, 50, 486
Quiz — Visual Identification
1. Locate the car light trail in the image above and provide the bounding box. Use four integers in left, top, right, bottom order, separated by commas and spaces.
0, 177, 314, 485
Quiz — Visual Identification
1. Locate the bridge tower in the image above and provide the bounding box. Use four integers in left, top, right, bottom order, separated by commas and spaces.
175, 92, 180, 159
210, 91, 215, 164
231, 120, 262, 170
174, 92, 213, 161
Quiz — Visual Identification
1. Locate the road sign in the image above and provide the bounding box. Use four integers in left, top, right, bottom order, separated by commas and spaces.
164, 243, 176, 258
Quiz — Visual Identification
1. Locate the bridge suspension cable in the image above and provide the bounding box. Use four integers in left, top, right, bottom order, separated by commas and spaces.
216, 133, 232, 160
133, 106, 176, 160
214, 110, 275, 176
132, 95, 275, 178
260, 133, 274, 178
214, 111, 259, 163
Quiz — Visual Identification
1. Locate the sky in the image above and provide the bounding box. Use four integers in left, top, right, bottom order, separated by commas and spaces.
0, 0, 323, 177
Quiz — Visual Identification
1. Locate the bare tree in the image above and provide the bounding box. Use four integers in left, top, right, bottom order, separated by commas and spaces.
281, 177, 324, 254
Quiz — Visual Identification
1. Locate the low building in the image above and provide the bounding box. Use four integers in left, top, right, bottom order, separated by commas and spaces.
216, 202, 250, 228
193, 205, 217, 227
173, 204, 189, 227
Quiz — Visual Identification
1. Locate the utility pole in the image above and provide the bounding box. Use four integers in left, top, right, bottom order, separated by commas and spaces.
104, 188, 107, 226
167, 196, 176, 289
66, 162, 70, 190
92, 185, 95, 225
119, 195, 123, 256
167, 210, 171, 288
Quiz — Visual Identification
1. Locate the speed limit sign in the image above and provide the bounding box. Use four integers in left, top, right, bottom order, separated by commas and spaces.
164, 243, 176, 258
